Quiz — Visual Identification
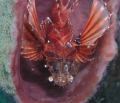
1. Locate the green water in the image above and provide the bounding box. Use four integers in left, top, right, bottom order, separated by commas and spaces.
0, 88, 16, 103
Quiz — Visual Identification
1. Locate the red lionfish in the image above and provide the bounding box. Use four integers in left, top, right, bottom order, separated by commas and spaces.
21, 0, 111, 86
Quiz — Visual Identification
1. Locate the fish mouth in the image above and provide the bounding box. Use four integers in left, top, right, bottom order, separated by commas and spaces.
11, 0, 118, 103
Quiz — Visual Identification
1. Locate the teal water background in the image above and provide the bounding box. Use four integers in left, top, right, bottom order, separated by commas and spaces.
0, 88, 16, 103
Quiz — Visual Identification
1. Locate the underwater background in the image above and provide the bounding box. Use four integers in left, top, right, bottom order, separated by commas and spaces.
0, 0, 120, 103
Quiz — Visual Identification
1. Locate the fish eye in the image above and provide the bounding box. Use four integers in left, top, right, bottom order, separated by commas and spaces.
64, 64, 68, 71
53, 63, 58, 73
66, 63, 72, 71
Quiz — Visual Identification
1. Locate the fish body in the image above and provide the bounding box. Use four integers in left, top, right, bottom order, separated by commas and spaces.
21, 0, 110, 86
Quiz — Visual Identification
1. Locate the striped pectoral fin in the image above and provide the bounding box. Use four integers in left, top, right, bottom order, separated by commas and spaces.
74, 0, 110, 62
26, 0, 41, 36
21, 0, 49, 61
21, 18, 45, 61
21, 49, 43, 61
21, 51, 43, 61
25, 0, 49, 40
75, 44, 96, 62
21, 38, 44, 61
80, 0, 110, 45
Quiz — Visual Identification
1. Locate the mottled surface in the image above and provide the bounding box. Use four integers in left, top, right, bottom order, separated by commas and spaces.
0, 0, 16, 94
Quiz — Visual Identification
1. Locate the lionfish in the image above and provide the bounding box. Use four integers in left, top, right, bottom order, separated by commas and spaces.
21, 0, 111, 86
